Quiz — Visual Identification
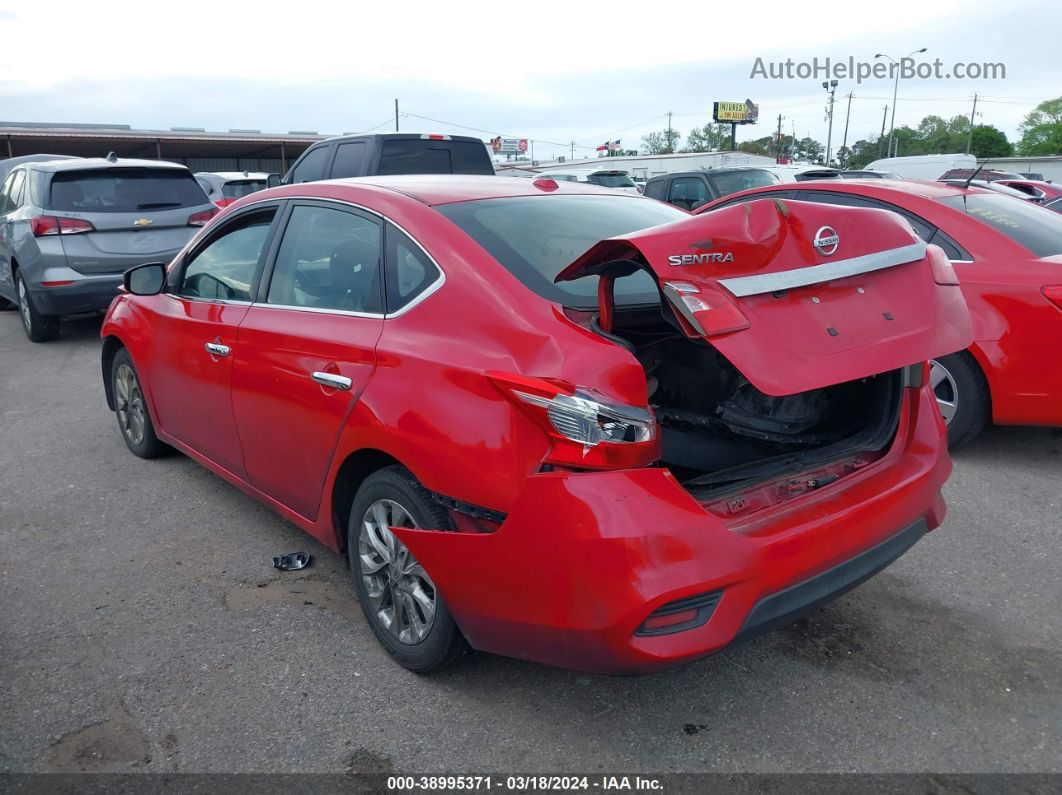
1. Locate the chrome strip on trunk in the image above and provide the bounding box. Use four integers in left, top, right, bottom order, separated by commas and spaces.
718, 241, 927, 298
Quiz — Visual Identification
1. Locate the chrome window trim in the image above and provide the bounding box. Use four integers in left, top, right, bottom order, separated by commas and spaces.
166, 294, 253, 307
718, 241, 927, 298
232, 194, 446, 320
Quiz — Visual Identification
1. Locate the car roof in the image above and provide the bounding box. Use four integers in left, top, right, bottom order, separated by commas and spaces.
650, 167, 772, 179
294, 174, 645, 205
196, 171, 269, 180
716, 178, 998, 204
313, 132, 485, 145
31, 157, 190, 173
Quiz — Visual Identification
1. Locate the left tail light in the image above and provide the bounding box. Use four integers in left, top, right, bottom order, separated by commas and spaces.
662, 281, 750, 337
488, 372, 659, 470
188, 208, 219, 227
32, 216, 95, 237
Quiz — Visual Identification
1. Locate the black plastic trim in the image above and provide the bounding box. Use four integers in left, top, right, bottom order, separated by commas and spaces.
733, 518, 928, 644
635, 590, 723, 637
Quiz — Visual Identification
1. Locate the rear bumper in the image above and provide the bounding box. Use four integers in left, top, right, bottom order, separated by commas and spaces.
396, 384, 951, 675
28, 275, 122, 315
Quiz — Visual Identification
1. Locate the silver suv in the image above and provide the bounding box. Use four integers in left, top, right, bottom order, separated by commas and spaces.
0, 156, 216, 341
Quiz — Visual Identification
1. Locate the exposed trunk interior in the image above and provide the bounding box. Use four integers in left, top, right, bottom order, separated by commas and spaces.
607, 307, 904, 501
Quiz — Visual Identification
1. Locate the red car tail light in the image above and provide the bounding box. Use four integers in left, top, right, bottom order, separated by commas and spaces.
214, 198, 237, 208
488, 372, 659, 470
635, 591, 723, 636
926, 244, 960, 286
1042, 285, 1062, 310
188, 207, 219, 227
662, 281, 750, 336
32, 216, 95, 237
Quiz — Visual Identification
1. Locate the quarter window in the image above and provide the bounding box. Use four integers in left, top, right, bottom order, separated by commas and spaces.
267, 205, 382, 313
384, 225, 440, 312
178, 212, 275, 301
2, 170, 26, 214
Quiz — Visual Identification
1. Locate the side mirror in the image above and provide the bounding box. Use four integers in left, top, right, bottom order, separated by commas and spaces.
124, 262, 167, 296
266, 173, 282, 189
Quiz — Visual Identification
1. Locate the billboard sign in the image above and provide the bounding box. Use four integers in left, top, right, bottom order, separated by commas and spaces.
491, 137, 528, 154
713, 100, 759, 124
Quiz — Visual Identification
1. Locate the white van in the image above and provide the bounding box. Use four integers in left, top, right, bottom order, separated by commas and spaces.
864, 153, 975, 180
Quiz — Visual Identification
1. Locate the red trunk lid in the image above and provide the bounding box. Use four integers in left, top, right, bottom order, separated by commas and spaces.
556, 198, 973, 396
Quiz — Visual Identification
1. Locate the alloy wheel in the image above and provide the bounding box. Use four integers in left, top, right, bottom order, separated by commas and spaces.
17, 277, 31, 333
114, 363, 147, 446
930, 359, 959, 425
358, 499, 437, 645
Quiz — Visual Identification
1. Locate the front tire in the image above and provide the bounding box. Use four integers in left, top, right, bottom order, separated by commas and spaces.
931, 352, 990, 448
111, 348, 169, 459
348, 466, 468, 673
15, 272, 60, 342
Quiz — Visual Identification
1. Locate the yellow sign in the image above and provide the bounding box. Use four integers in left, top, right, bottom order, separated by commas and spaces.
713, 100, 759, 124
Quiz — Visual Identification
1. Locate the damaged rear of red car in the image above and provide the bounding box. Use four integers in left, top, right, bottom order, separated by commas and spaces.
395, 195, 972, 673
103, 177, 972, 675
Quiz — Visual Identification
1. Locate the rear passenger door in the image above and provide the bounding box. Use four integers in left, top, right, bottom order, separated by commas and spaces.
230, 200, 385, 520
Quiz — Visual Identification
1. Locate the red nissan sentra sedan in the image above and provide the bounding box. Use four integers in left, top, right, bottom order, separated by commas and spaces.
101, 176, 971, 674
698, 180, 1062, 447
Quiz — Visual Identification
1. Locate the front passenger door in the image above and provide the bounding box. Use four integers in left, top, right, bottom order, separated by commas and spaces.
147, 207, 278, 476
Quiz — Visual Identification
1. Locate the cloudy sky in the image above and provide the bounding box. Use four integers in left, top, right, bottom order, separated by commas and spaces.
1, 0, 1059, 162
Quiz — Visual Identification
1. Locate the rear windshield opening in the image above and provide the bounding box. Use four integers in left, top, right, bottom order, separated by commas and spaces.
377, 140, 493, 176
937, 193, 1062, 257
586, 173, 636, 189
49, 168, 207, 213
437, 195, 688, 307
222, 180, 267, 199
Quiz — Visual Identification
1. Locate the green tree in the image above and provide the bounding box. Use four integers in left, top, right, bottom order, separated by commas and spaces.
682, 123, 731, 153
738, 137, 772, 156
642, 128, 682, 155
970, 125, 1013, 158
1017, 97, 1062, 155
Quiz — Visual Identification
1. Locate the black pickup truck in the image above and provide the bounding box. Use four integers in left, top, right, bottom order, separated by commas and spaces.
280, 132, 494, 184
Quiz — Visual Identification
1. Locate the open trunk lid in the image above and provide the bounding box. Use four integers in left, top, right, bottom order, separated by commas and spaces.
556, 198, 973, 396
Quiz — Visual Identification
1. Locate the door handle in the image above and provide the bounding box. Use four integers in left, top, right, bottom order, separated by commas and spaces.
205, 342, 231, 357
311, 371, 352, 391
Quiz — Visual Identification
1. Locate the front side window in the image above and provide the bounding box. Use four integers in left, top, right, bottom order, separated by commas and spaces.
178, 212, 275, 301
267, 205, 382, 313
667, 177, 709, 210
289, 146, 330, 183
437, 194, 688, 307
48, 168, 206, 212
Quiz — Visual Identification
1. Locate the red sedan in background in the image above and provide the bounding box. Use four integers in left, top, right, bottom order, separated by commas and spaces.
101, 176, 970, 674
994, 180, 1062, 203
700, 180, 1062, 447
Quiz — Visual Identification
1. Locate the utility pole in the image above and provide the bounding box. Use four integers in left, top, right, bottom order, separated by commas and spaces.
823, 80, 838, 167
570, 140, 575, 160
394, 99, 399, 132
966, 93, 979, 154
878, 105, 889, 157
666, 111, 673, 154
775, 114, 784, 163
840, 92, 852, 168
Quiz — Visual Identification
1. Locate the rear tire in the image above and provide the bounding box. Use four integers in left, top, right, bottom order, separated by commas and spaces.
931, 352, 990, 449
111, 348, 170, 459
15, 272, 60, 342
348, 466, 468, 673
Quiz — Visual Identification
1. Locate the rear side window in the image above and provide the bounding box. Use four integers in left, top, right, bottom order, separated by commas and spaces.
377, 140, 492, 176
48, 168, 206, 213
1, 170, 26, 214
331, 141, 368, 179
707, 169, 778, 199
267, 204, 382, 313
178, 211, 275, 301
384, 225, 441, 311
289, 146, 330, 183
937, 193, 1062, 257
643, 179, 666, 200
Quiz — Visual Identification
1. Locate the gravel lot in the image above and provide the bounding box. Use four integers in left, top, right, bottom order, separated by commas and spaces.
1, 310, 1060, 775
